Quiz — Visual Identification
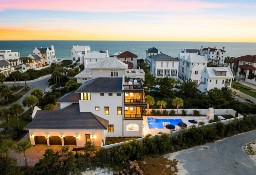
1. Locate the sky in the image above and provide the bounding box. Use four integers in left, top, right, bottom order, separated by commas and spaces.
0, 0, 256, 42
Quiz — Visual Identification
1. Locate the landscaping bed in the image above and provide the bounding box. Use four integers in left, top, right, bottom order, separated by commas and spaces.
105, 137, 138, 145
232, 82, 256, 98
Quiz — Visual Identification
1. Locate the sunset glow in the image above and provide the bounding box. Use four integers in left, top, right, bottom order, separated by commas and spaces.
0, 0, 256, 41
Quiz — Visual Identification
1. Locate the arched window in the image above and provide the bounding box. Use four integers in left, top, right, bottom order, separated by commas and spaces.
126, 123, 139, 131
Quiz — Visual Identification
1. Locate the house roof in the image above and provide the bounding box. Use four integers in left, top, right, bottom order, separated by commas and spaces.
239, 64, 256, 71
76, 77, 123, 93
206, 67, 233, 78
151, 53, 179, 61
74, 69, 92, 78
25, 104, 108, 130
84, 52, 108, 59
184, 49, 200, 53
87, 57, 128, 69
147, 47, 159, 53
73, 45, 90, 52
29, 54, 42, 61
180, 53, 208, 63
37, 47, 51, 54
123, 61, 133, 69
58, 92, 80, 103
0, 60, 10, 67
117, 51, 138, 58
235, 55, 256, 63
202, 47, 225, 52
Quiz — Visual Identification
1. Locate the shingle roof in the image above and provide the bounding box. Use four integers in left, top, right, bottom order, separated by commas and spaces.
184, 49, 200, 53
239, 64, 256, 71
235, 55, 256, 63
87, 57, 128, 69
117, 51, 138, 58
147, 47, 159, 53
151, 53, 179, 61
206, 67, 233, 78
0, 60, 10, 67
58, 92, 80, 103
76, 77, 123, 93
25, 104, 108, 129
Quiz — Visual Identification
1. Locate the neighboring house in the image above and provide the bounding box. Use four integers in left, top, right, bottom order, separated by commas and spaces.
33, 45, 57, 64
149, 53, 179, 79
234, 55, 256, 85
146, 47, 161, 57
115, 51, 138, 69
81, 51, 109, 66
0, 50, 21, 67
26, 77, 146, 147
198, 67, 233, 92
200, 46, 226, 66
0, 60, 13, 76
71, 45, 90, 64
75, 57, 145, 83
179, 50, 208, 85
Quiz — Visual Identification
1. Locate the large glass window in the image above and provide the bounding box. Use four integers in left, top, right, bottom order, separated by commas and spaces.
108, 125, 114, 132
117, 107, 122, 115
111, 70, 118, 77
104, 107, 109, 115
80, 93, 91, 100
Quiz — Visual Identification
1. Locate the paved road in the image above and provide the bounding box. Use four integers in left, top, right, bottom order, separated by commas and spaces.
172, 130, 256, 175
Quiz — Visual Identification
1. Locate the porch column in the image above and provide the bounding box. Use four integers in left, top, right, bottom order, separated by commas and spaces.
46, 137, 50, 146
61, 137, 64, 146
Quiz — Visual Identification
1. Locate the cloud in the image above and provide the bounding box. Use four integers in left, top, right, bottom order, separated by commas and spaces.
0, 0, 225, 13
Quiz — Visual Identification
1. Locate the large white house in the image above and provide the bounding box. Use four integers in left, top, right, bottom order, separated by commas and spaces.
0, 50, 21, 67
0, 60, 13, 76
234, 55, 256, 85
148, 53, 179, 79
71, 45, 91, 64
81, 51, 109, 66
200, 46, 226, 66
198, 67, 233, 92
75, 57, 145, 83
26, 77, 146, 147
33, 45, 57, 65
179, 49, 208, 85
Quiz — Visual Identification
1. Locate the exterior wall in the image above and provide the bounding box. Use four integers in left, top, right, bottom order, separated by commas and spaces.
0, 50, 21, 67
28, 129, 105, 147
91, 69, 125, 78
123, 120, 143, 137
125, 69, 145, 80
151, 60, 179, 79
84, 58, 102, 66
79, 92, 124, 137
117, 57, 137, 69
71, 46, 90, 64
33, 46, 56, 65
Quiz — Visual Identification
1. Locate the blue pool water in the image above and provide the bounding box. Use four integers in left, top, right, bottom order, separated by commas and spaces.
148, 117, 183, 129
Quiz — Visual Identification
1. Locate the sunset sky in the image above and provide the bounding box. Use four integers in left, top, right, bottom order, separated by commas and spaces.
0, 0, 256, 42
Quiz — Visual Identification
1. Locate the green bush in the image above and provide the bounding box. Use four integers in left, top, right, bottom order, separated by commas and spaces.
162, 110, 168, 116
193, 110, 200, 116
169, 110, 175, 116
181, 110, 187, 116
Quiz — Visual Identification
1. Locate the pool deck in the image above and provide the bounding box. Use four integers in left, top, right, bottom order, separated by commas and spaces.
143, 116, 209, 136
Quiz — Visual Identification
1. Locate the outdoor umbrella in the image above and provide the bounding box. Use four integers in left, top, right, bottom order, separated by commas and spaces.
188, 119, 198, 124
178, 122, 187, 128
165, 124, 175, 130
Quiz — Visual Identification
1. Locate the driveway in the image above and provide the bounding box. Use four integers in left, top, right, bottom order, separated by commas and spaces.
167, 130, 256, 175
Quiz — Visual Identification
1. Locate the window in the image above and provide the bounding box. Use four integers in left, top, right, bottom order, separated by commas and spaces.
117, 93, 121, 96
95, 106, 100, 111
80, 93, 91, 100
131, 58, 133, 61
108, 93, 113, 96
166, 62, 169, 67
100, 93, 104, 96
195, 71, 198, 75
210, 80, 212, 82
222, 80, 224, 84
117, 107, 122, 115
161, 62, 163, 67
111, 70, 118, 77
172, 62, 174, 67
126, 123, 139, 131
104, 107, 109, 115
216, 80, 218, 84
108, 125, 114, 132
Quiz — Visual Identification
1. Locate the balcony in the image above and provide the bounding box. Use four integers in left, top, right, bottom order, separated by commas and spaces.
157, 74, 163, 76
171, 73, 177, 77
123, 79, 143, 90
124, 114, 143, 120
224, 82, 231, 86
125, 99, 146, 104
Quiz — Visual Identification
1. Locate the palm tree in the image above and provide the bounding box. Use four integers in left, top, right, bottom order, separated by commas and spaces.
156, 100, 167, 113
146, 95, 155, 114
23, 95, 38, 113
0, 108, 11, 128
224, 56, 234, 69
9, 103, 24, 129
31, 89, 44, 105
172, 97, 184, 115
15, 140, 32, 167
0, 85, 11, 102
22, 73, 30, 89
0, 139, 15, 157
0, 73, 6, 84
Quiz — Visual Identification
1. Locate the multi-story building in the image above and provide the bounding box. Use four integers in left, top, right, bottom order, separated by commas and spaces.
148, 53, 179, 79
33, 45, 57, 65
0, 60, 13, 76
71, 45, 91, 64
81, 51, 109, 66
179, 49, 208, 85
0, 50, 21, 67
200, 46, 226, 66
234, 55, 256, 85
115, 51, 138, 69
198, 67, 233, 92
26, 77, 146, 147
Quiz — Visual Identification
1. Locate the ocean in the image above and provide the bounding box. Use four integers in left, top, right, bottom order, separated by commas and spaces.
0, 40, 255, 59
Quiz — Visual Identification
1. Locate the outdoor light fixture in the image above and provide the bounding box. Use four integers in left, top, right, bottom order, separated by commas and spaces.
75, 135, 80, 139
91, 135, 96, 139
30, 135, 34, 139
60, 135, 64, 139
45, 135, 50, 139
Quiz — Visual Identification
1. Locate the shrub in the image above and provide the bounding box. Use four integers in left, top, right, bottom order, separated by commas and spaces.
169, 110, 175, 116
162, 110, 168, 116
193, 110, 200, 116
150, 110, 157, 115
181, 110, 187, 116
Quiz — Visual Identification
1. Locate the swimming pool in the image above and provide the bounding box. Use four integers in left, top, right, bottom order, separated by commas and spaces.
147, 117, 183, 129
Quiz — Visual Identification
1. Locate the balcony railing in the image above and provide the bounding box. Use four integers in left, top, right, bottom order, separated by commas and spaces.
125, 99, 146, 103
225, 82, 231, 86
124, 114, 143, 119
157, 74, 163, 76
171, 73, 177, 76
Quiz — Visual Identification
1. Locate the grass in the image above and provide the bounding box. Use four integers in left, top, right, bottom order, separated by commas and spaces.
0, 110, 31, 128
232, 82, 256, 98
105, 137, 139, 145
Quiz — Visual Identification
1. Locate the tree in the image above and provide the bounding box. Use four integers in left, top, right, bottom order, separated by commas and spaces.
65, 80, 81, 91
9, 103, 24, 129
156, 100, 167, 113
31, 88, 44, 105
156, 77, 176, 99
0, 108, 11, 128
23, 95, 38, 113
0, 139, 15, 157
22, 73, 30, 88
43, 104, 56, 110
172, 97, 184, 115
146, 95, 155, 114
9, 71, 20, 87
0, 72, 6, 84
0, 84, 11, 102
15, 140, 32, 167
224, 56, 235, 69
